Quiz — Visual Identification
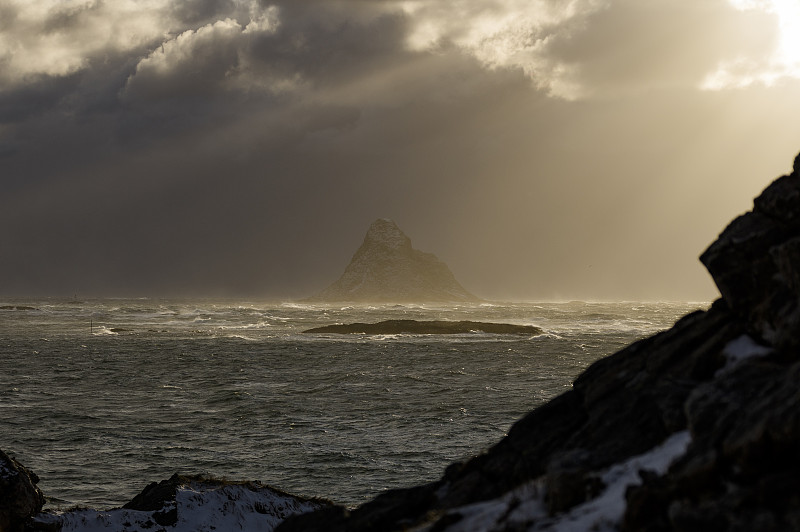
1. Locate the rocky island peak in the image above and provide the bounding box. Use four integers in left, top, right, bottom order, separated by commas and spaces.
307, 218, 478, 303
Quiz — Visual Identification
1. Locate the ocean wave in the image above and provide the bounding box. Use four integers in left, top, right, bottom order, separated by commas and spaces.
280, 302, 319, 310
91, 326, 119, 336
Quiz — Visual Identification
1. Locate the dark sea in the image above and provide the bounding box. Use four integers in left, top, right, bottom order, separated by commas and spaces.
0, 300, 705, 510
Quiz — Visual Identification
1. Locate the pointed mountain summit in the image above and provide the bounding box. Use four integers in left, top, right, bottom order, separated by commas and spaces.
309, 219, 478, 303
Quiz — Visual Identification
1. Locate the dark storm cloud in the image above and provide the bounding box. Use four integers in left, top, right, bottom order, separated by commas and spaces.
121, 6, 411, 103
246, 10, 410, 85
1, 0, 413, 178
0, 2, 18, 31
0, 138, 17, 157
40, 0, 102, 33
169, 0, 238, 27
121, 20, 247, 102
0, 73, 82, 123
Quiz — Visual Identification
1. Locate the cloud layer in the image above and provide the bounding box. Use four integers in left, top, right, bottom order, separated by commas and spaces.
2, 0, 800, 299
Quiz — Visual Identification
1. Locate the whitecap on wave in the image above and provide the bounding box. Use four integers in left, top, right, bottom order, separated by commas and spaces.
225, 334, 259, 341
92, 326, 119, 336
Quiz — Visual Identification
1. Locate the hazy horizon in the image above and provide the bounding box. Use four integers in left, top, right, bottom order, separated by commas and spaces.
3, 0, 800, 301
0, 293, 717, 304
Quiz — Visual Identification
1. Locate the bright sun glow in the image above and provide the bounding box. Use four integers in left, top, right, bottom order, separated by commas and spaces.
771, 0, 800, 65
728, 0, 800, 66
705, 0, 800, 89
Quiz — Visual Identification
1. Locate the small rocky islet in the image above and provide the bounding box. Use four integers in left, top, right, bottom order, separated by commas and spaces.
303, 319, 543, 335
0, 305, 38, 311
7, 151, 800, 531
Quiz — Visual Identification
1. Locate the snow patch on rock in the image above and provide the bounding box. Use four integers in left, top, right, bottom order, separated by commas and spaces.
716, 334, 773, 376
431, 431, 691, 532
35, 481, 326, 532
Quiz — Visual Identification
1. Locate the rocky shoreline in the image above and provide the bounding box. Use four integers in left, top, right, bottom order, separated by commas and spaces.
5, 152, 800, 531
0, 464, 332, 532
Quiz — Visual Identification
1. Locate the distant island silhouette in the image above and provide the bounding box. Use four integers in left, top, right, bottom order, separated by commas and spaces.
306, 218, 478, 303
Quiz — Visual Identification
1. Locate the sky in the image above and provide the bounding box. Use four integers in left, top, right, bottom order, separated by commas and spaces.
2, 0, 800, 301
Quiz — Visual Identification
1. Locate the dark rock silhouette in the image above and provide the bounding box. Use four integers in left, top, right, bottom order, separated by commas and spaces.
303, 319, 543, 335
700, 152, 800, 351
307, 219, 478, 303
278, 152, 800, 531
0, 450, 44, 532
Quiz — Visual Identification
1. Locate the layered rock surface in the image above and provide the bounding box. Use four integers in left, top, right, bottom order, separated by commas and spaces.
307, 219, 478, 303
278, 153, 800, 531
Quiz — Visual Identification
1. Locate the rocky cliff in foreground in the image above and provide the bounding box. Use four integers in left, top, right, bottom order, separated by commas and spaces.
6, 152, 800, 531
307, 218, 478, 303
